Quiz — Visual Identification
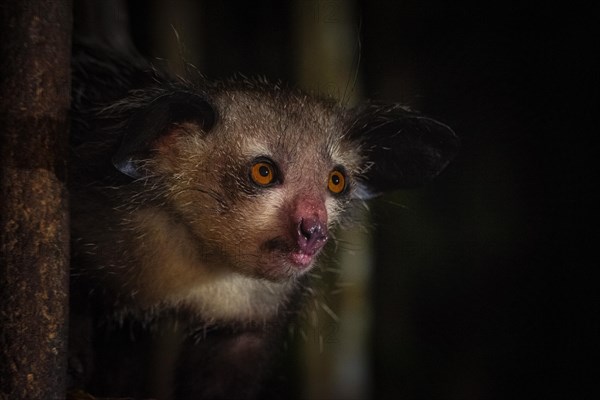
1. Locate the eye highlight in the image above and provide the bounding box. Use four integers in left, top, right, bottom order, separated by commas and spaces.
250, 160, 277, 186
328, 169, 346, 194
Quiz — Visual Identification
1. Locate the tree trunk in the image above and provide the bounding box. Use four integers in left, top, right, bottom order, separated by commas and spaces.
0, 1, 71, 399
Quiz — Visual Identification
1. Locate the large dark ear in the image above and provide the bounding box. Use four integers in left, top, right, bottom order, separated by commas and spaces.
348, 104, 459, 198
112, 91, 216, 178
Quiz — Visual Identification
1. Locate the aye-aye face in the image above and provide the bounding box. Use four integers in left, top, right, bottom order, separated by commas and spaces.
112, 82, 459, 283
123, 87, 364, 282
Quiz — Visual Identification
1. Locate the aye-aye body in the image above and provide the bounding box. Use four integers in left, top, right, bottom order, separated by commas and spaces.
68, 43, 458, 399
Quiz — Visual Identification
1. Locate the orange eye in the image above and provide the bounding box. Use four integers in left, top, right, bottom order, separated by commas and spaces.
250, 161, 276, 186
328, 170, 346, 194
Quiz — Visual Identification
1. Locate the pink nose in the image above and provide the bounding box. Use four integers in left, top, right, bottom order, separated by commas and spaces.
295, 216, 328, 255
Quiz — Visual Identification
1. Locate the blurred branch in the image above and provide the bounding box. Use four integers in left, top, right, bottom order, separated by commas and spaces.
0, 0, 71, 398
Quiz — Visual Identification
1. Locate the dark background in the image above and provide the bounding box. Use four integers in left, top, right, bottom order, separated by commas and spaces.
125, 1, 596, 398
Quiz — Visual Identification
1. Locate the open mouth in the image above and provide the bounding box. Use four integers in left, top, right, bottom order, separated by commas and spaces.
262, 237, 318, 270
289, 250, 315, 268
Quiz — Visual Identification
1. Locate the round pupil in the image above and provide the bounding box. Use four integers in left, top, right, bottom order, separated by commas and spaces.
331, 174, 340, 185
259, 165, 270, 177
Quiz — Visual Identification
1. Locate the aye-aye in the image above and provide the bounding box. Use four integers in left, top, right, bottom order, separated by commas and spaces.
68, 43, 459, 399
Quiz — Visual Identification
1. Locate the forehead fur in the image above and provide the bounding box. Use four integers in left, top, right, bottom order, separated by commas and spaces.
206, 83, 357, 168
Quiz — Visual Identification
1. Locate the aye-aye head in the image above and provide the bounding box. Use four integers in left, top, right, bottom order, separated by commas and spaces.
107, 80, 459, 283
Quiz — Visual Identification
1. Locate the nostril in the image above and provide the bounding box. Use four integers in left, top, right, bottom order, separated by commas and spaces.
300, 218, 316, 238
299, 217, 321, 238
297, 217, 328, 254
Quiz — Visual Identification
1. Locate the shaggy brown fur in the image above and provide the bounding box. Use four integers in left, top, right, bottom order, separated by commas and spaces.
68, 43, 458, 399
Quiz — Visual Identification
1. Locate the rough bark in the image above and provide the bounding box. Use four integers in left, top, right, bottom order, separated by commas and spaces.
0, 1, 71, 399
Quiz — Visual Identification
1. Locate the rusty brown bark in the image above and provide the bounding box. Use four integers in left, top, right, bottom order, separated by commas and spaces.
0, 1, 71, 399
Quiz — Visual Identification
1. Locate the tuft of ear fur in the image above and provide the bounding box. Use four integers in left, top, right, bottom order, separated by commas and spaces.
348, 104, 459, 198
112, 91, 216, 178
